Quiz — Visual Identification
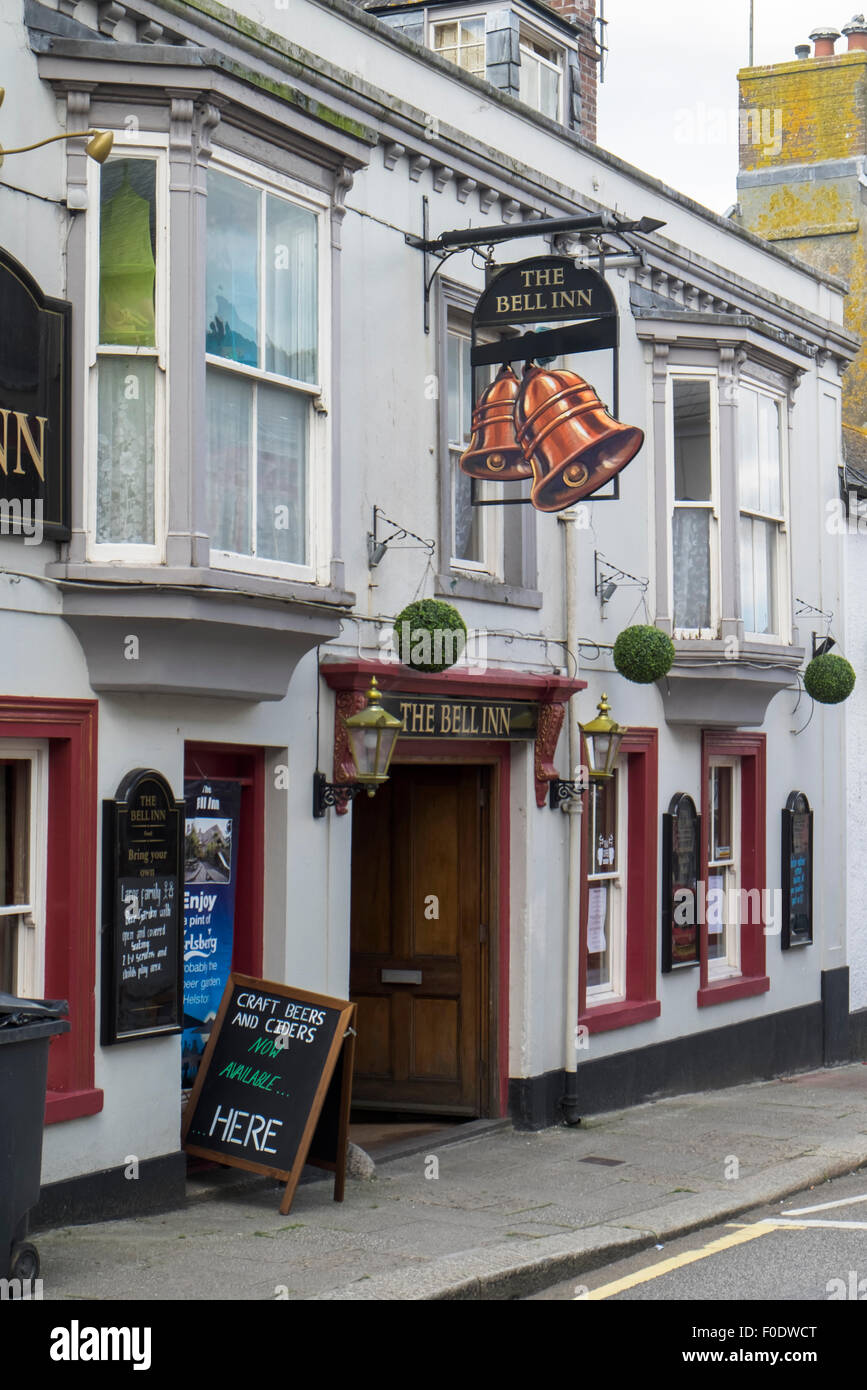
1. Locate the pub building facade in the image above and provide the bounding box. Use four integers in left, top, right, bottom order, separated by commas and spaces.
0, 0, 857, 1220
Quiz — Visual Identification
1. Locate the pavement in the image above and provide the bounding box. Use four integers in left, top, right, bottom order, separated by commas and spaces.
33, 1062, 867, 1301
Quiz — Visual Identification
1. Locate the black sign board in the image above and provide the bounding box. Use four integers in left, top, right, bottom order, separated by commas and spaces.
0, 247, 71, 538
102, 768, 184, 1044
781, 791, 813, 950
182, 974, 356, 1214
661, 793, 701, 972
380, 693, 538, 740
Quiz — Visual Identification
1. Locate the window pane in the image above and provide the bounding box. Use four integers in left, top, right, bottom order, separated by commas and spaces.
97, 356, 155, 544
673, 508, 711, 629
539, 64, 560, 119
99, 159, 156, 348
206, 171, 259, 367
0, 761, 29, 909
758, 394, 782, 515
453, 452, 483, 561
519, 53, 539, 108
266, 196, 318, 383
673, 380, 711, 499
206, 368, 251, 554
586, 882, 612, 989
737, 386, 759, 511
591, 779, 617, 873
740, 515, 776, 634
710, 766, 732, 860
256, 383, 307, 564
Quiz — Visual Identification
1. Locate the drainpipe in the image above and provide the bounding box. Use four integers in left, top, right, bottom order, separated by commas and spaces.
559, 509, 583, 1125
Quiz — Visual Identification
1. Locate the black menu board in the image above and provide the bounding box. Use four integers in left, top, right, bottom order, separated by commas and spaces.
102, 768, 184, 1044
782, 791, 813, 950
182, 974, 356, 1214
661, 792, 701, 972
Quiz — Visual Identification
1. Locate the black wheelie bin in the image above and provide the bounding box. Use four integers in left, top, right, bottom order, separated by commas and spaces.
0, 993, 70, 1281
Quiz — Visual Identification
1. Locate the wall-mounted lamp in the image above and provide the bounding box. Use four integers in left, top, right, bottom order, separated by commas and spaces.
313, 677, 402, 817
549, 693, 627, 810
0, 88, 114, 170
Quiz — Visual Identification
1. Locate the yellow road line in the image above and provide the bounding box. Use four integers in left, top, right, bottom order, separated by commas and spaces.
576, 1221, 783, 1300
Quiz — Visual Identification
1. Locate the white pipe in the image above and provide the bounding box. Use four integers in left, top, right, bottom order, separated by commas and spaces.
559, 509, 584, 1122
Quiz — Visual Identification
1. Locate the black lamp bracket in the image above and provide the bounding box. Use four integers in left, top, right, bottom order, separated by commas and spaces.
368, 506, 436, 569
549, 770, 589, 811
313, 772, 367, 819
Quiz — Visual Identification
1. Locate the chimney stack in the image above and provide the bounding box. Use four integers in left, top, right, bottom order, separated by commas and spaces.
795, 43, 812, 59
809, 26, 841, 56
843, 14, 867, 49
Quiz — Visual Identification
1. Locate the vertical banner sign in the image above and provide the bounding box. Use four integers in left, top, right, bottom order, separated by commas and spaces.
102, 769, 184, 1044
182, 780, 242, 1087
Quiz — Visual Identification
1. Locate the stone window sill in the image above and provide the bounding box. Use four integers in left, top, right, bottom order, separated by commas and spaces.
435, 571, 542, 609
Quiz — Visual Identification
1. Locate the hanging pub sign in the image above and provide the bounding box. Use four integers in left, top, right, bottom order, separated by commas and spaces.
661, 792, 701, 972
462, 257, 643, 512
182, 779, 243, 1088
182, 974, 356, 1214
0, 248, 71, 539
379, 692, 538, 740
102, 769, 184, 1044
781, 791, 813, 950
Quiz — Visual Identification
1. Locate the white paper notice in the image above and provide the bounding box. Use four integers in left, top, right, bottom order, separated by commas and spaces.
707, 874, 724, 935
587, 885, 608, 954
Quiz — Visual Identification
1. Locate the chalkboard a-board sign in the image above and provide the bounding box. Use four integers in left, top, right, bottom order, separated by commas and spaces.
181, 974, 356, 1214
782, 791, 813, 950
661, 793, 701, 972
102, 768, 184, 1044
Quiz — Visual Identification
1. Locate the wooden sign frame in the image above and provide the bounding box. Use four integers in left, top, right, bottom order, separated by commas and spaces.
781, 791, 813, 951
181, 973, 356, 1214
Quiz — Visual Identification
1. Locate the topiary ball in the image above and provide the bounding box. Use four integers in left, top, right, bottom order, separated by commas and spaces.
393, 599, 467, 673
803, 652, 856, 705
613, 624, 675, 684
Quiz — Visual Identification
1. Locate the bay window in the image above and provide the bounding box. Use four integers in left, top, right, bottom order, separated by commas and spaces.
205, 163, 323, 576
91, 151, 166, 559
671, 375, 718, 637
737, 384, 788, 638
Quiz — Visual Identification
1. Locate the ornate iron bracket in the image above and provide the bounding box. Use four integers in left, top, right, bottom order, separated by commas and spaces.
312, 772, 367, 819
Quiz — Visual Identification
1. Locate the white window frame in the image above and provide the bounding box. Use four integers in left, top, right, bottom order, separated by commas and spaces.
430, 13, 487, 75
0, 741, 48, 1000
707, 756, 741, 981
668, 369, 721, 640
85, 134, 169, 564
737, 378, 791, 644
519, 27, 564, 122
447, 320, 504, 580
586, 764, 628, 1005
205, 150, 331, 585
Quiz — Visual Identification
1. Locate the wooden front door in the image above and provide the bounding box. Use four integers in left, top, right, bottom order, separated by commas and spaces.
350, 763, 489, 1115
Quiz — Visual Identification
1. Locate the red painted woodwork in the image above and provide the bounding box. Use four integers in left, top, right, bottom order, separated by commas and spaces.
579, 727, 661, 1031
319, 659, 583, 812
0, 698, 101, 1125
183, 744, 265, 979
698, 731, 770, 1007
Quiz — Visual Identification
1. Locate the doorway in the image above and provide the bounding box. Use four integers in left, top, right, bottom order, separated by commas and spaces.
349, 762, 495, 1117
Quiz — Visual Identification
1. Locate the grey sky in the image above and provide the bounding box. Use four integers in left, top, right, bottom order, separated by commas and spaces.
598, 1, 851, 212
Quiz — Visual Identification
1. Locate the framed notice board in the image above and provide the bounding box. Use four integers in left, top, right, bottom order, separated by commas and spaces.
661, 792, 701, 972
781, 791, 813, 950
102, 768, 184, 1044
181, 974, 356, 1214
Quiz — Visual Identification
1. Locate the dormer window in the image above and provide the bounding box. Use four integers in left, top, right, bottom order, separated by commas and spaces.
432, 15, 486, 75
519, 30, 562, 120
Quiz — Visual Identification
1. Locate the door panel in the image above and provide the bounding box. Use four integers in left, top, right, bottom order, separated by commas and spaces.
350, 764, 486, 1114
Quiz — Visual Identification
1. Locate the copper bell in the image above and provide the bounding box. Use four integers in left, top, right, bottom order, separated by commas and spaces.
515, 365, 645, 513
459, 364, 533, 481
